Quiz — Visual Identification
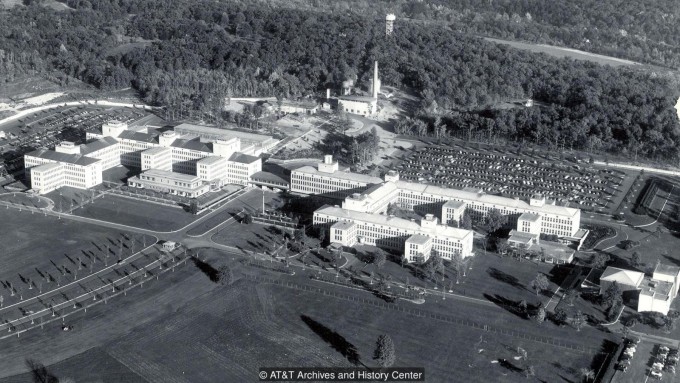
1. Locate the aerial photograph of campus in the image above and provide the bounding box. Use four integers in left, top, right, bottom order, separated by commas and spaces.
1, 1, 680, 382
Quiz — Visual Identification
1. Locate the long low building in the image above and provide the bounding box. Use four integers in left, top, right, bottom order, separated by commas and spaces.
314, 205, 474, 263
25, 120, 270, 194
293, 155, 585, 242
127, 169, 210, 198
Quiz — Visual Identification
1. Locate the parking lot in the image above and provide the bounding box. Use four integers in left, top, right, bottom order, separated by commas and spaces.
0, 105, 149, 174
616, 339, 678, 383
396, 144, 630, 213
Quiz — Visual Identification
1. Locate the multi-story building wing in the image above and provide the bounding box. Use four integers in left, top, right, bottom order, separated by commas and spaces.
225, 153, 262, 186
290, 156, 382, 198
24, 149, 102, 190
29, 163, 65, 194
24, 120, 270, 196
314, 206, 474, 262
293, 155, 585, 245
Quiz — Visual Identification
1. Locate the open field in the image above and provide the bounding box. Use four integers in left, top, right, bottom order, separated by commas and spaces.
485, 38, 642, 67
0, 252, 608, 382
70, 193, 197, 231
0, 207, 157, 318
0, 248, 221, 381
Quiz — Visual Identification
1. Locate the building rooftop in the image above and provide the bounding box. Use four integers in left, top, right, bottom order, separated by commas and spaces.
118, 130, 158, 143
142, 146, 171, 155
141, 169, 201, 183
32, 162, 62, 172
654, 264, 680, 278
197, 156, 225, 165
171, 138, 213, 153
26, 149, 101, 166
251, 171, 289, 185
80, 136, 119, 155
508, 229, 538, 244
332, 221, 356, 231
518, 212, 542, 222
443, 200, 466, 209
395, 180, 580, 218
406, 234, 431, 245
600, 267, 645, 288
293, 165, 383, 185
640, 277, 673, 300
338, 95, 377, 102
228, 152, 260, 164
315, 205, 472, 240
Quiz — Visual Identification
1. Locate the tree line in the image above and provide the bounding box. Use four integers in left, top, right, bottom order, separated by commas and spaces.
1, 0, 679, 162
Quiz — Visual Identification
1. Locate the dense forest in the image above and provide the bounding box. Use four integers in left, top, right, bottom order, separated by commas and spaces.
238, 0, 680, 69
0, 0, 679, 162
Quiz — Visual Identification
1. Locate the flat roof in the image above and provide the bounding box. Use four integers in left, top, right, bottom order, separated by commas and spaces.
80, 136, 119, 155
142, 147, 171, 155
281, 100, 318, 109
26, 149, 101, 166
332, 221, 356, 230
293, 165, 383, 185
141, 169, 201, 183
654, 264, 680, 277
443, 200, 466, 209
338, 95, 376, 102
197, 156, 225, 165
406, 234, 431, 245
118, 130, 158, 143
518, 212, 542, 222
395, 180, 580, 218
315, 205, 472, 240
640, 277, 673, 300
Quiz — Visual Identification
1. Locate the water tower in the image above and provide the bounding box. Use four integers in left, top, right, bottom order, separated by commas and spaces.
386, 14, 396, 36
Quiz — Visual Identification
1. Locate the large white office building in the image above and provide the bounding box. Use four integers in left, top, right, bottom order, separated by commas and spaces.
295, 155, 586, 247
314, 206, 474, 263
25, 120, 274, 195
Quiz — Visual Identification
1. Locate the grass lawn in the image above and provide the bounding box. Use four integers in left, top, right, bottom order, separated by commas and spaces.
211, 220, 296, 253
70, 193, 197, 231
0, 246, 614, 383
349, 248, 565, 309
0, 207, 145, 305
0, 192, 50, 209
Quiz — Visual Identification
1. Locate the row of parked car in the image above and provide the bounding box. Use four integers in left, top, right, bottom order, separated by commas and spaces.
616, 337, 640, 373
650, 345, 678, 379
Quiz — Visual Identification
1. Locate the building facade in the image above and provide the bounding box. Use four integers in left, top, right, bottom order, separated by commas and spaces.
25, 120, 272, 194
127, 169, 210, 198
292, 155, 584, 242
314, 206, 474, 262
